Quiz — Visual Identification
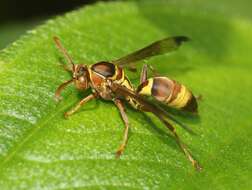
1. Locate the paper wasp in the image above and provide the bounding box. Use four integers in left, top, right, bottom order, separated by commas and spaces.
54, 36, 202, 170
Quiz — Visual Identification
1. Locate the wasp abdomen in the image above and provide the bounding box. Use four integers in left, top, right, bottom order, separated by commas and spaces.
136, 77, 198, 113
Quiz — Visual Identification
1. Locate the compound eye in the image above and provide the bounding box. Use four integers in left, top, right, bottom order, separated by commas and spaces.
78, 67, 86, 75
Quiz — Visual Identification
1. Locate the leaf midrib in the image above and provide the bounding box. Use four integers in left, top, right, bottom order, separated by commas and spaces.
0, 94, 76, 171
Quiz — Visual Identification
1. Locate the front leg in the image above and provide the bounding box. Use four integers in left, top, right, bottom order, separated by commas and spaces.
114, 99, 130, 157
64, 93, 97, 118
55, 79, 74, 102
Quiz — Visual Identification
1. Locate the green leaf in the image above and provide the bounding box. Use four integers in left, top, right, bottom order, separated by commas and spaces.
0, 1, 251, 189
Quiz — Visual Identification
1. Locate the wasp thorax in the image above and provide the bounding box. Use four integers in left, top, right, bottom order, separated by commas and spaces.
73, 65, 89, 90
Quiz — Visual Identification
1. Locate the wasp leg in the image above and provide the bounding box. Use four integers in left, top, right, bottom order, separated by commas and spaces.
114, 99, 130, 157
160, 118, 202, 171
140, 64, 160, 84
55, 79, 74, 102
64, 93, 96, 118
110, 82, 202, 170
140, 64, 148, 83
174, 131, 202, 171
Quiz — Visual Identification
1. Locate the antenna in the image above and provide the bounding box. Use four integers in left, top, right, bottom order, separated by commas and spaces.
53, 36, 75, 71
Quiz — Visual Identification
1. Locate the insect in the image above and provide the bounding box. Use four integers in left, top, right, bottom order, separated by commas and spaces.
53, 36, 202, 171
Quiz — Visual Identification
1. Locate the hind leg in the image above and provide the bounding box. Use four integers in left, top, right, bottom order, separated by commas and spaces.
64, 93, 97, 118
140, 64, 160, 84
140, 64, 148, 83
114, 99, 130, 157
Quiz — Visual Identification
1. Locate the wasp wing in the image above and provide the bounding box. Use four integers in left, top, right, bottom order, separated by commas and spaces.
111, 83, 195, 134
112, 36, 189, 67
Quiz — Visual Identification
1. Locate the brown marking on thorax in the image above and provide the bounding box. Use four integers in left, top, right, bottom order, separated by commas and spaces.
89, 61, 123, 100
89, 71, 104, 87
91, 61, 116, 78
116, 67, 123, 80
89, 62, 115, 87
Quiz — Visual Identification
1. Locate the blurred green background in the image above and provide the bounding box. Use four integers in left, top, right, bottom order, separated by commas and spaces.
0, 0, 108, 49
1, 0, 252, 50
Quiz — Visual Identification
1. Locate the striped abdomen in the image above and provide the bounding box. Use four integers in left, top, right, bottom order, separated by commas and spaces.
136, 77, 198, 113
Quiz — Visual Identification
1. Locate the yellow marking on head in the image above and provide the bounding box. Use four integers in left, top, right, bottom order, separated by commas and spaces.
138, 78, 153, 96
168, 85, 192, 108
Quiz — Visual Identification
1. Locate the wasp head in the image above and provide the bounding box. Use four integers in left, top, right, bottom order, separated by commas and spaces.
53, 36, 90, 101
73, 64, 90, 90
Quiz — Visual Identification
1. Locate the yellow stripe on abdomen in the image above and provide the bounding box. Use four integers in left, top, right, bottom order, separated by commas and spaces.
168, 85, 192, 108
137, 78, 153, 96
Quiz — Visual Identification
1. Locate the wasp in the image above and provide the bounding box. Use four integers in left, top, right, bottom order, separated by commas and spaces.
53, 36, 202, 170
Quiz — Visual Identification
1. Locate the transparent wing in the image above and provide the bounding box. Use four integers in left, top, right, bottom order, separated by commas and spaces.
112, 36, 189, 66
